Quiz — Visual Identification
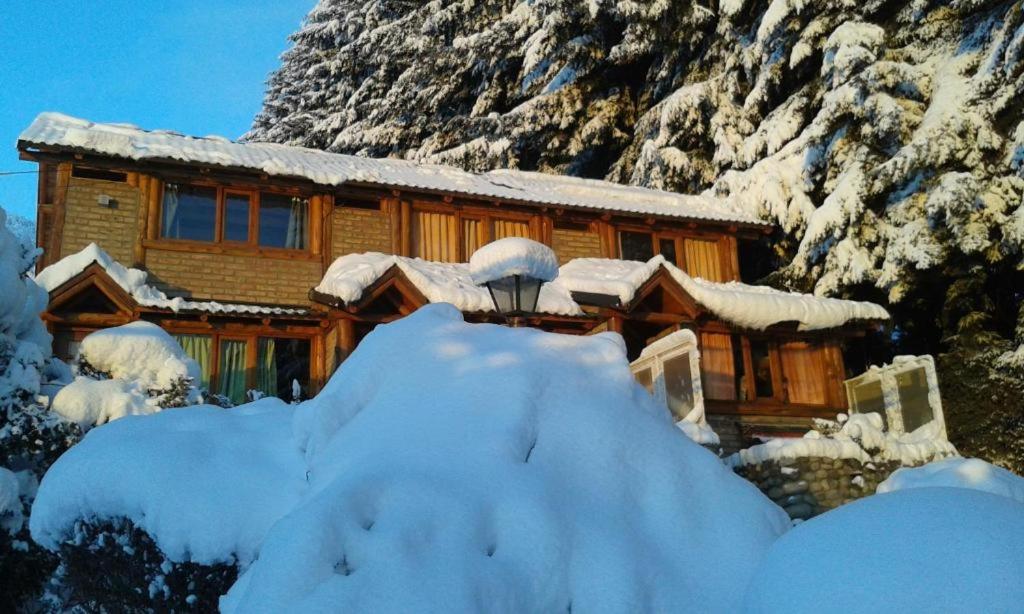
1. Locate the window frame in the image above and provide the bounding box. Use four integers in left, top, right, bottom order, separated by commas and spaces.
158, 182, 311, 253
614, 225, 729, 281
629, 334, 705, 421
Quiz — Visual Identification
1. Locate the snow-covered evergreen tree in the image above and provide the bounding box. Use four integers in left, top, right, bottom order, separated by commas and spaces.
251, 0, 1024, 467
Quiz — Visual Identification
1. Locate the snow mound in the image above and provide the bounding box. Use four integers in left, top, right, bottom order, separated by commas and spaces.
728, 412, 958, 467
225, 304, 787, 612
744, 488, 1024, 613
30, 398, 306, 565
79, 321, 199, 390
468, 237, 559, 284
878, 458, 1024, 505
50, 377, 153, 427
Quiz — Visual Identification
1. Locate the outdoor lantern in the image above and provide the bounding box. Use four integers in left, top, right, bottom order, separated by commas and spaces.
484, 274, 544, 318
469, 237, 560, 327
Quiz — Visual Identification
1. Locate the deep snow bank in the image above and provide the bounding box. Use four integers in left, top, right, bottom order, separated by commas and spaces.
878, 457, 1024, 505
225, 304, 788, 612
744, 488, 1024, 613
31, 398, 305, 565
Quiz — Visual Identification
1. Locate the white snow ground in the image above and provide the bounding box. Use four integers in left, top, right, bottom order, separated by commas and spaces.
32, 304, 789, 612
878, 457, 1024, 505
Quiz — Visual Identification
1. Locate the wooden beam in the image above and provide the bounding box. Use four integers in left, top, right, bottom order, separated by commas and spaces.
399, 199, 412, 256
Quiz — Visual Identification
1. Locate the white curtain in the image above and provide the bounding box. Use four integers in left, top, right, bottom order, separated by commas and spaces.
162, 183, 180, 238
286, 197, 308, 249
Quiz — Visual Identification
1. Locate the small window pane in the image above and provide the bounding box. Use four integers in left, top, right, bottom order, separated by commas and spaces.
257, 337, 311, 401
732, 334, 748, 400
224, 193, 251, 242
259, 193, 308, 249
174, 334, 212, 390
659, 238, 677, 265
664, 353, 695, 419
750, 340, 774, 398
851, 378, 887, 429
897, 367, 933, 432
162, 184, 216, 241
634, 368, 654, 394
619, 231, 654, 262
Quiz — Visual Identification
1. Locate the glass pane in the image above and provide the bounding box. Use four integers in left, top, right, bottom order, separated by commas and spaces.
634, 368, 654, 394
260, 337, 310, 401
750, 340, 774, 398
162, 184, 216, 241
174, 334, 212, 390
732, 334, 747, 400
897, 366, 933, 432
224, 193, 251, 242
517, 276, 542, 313
659, 238, 677, 265
217, 339, 248, 405
664, 353, 695, 419
852, 378, 887, 428
492, 218, 531, 240
462, 218, 482, 261
259, 193, 308, 249
619, 231, 654, 262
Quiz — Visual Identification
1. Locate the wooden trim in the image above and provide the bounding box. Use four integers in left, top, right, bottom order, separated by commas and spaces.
704, 399, 842, 419
47, 162, 72, 264
141, 239, 321, 261
320, 193, 334, 273
399, 199, 412, 256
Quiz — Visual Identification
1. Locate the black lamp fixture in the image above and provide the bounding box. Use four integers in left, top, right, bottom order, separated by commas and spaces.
483, 274, 544, 323
469, 238, 559, 327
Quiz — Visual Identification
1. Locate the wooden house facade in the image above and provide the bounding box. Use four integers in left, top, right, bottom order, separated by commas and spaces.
19, 113, 889, 449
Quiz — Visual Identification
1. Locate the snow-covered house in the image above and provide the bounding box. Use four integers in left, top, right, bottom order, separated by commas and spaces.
19, 112, 888, 446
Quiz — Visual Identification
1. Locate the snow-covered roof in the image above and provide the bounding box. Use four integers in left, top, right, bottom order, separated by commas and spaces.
37, 243, 310, 316
315, 252, 889, 331
314, 252, 581, 316
19, 112, 763, 225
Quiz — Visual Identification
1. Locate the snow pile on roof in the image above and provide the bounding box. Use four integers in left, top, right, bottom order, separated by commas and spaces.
79, 322, 199, 389
744, 488, 1024, 612
553, 255, 889, 330
20, 112, 761, 225
727, 412, 958, 467
35, 243, 307, 315
51, 322, 201, 427
468, 237, 558, 284
878, 457, 1024, 505
32, 304, 789, 610
31, 398, 305, 565
315, 252, 581, 315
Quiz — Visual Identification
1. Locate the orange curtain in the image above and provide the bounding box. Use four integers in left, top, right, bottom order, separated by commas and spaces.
492, 218, 531, 240
683, 238, 724, 281
700, 332, 736, 400
412, 210, 457, 262
461, 218, 482, 261
779, 341, 828, 405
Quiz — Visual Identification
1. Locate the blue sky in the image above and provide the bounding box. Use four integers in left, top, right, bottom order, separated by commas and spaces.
0, 1, 315, 222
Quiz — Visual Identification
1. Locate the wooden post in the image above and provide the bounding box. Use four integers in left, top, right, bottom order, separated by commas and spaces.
399, 200, 412, 256
48, 162, 73, 263
309, 194, 324, 258
338, 318, 356, 362
145, 176, 162, 241
321, 193, 334, 273
133, 175, 149, 266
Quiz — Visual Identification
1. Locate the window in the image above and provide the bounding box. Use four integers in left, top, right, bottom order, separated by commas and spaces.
683, 238, 723, 281
162, 184, 217, 242
619, 231, 654, 261
749, 340, 775, 398
663, 353, 695, 418
160, 183, 309, 250
844, 356, 945, 438
896, 366, 933, 432
700, 332, 736, 401
71, 166, 127, 182
170, 331, 312, 405
629, 330, 705, 422
779, 341, 828, 405
411, 206, 537, 262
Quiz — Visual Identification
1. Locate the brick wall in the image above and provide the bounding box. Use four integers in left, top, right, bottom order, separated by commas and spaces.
145, 249, 322, 306
551, 227, 602, 264
61, 177, 141, 264
332, 207, 392, 260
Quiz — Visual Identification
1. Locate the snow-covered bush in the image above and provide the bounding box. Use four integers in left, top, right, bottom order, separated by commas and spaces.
33, 305, 788, 611
0, 206, 79, 609
744, 488, 1024, 612
52, 321, 201, 428
878, 457, 1024, 505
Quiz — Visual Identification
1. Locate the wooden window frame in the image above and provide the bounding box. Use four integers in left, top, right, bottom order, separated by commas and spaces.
164, 327, 315, 400
737, 336, 785, 404
615, 225, 732, 281
157, 182, 311, 255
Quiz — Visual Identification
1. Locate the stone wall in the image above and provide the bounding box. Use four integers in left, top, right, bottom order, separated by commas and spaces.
332, 206, 392, 260
734, 457, 904, 521
61, 177, 141, 265
145, 249, 322, 306
551, 227, 602, 264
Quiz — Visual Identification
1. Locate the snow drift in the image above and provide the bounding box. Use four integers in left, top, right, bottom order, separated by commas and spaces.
33, 304, 788, 612
878, 457, 1024, 505
744, 488, 1024, 613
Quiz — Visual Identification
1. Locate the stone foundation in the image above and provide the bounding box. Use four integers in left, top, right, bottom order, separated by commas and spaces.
734, 457, 904, 521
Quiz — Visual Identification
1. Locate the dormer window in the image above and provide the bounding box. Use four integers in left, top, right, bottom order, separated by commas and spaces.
160, 183, 308, 250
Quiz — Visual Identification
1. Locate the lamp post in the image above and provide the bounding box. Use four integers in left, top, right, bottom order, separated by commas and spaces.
469, 238, 559, 328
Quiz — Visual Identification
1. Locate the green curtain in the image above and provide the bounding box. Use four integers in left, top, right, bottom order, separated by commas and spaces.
174, 334, 211, 390
256, 338, 278, 399
218, 339, 248, 405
